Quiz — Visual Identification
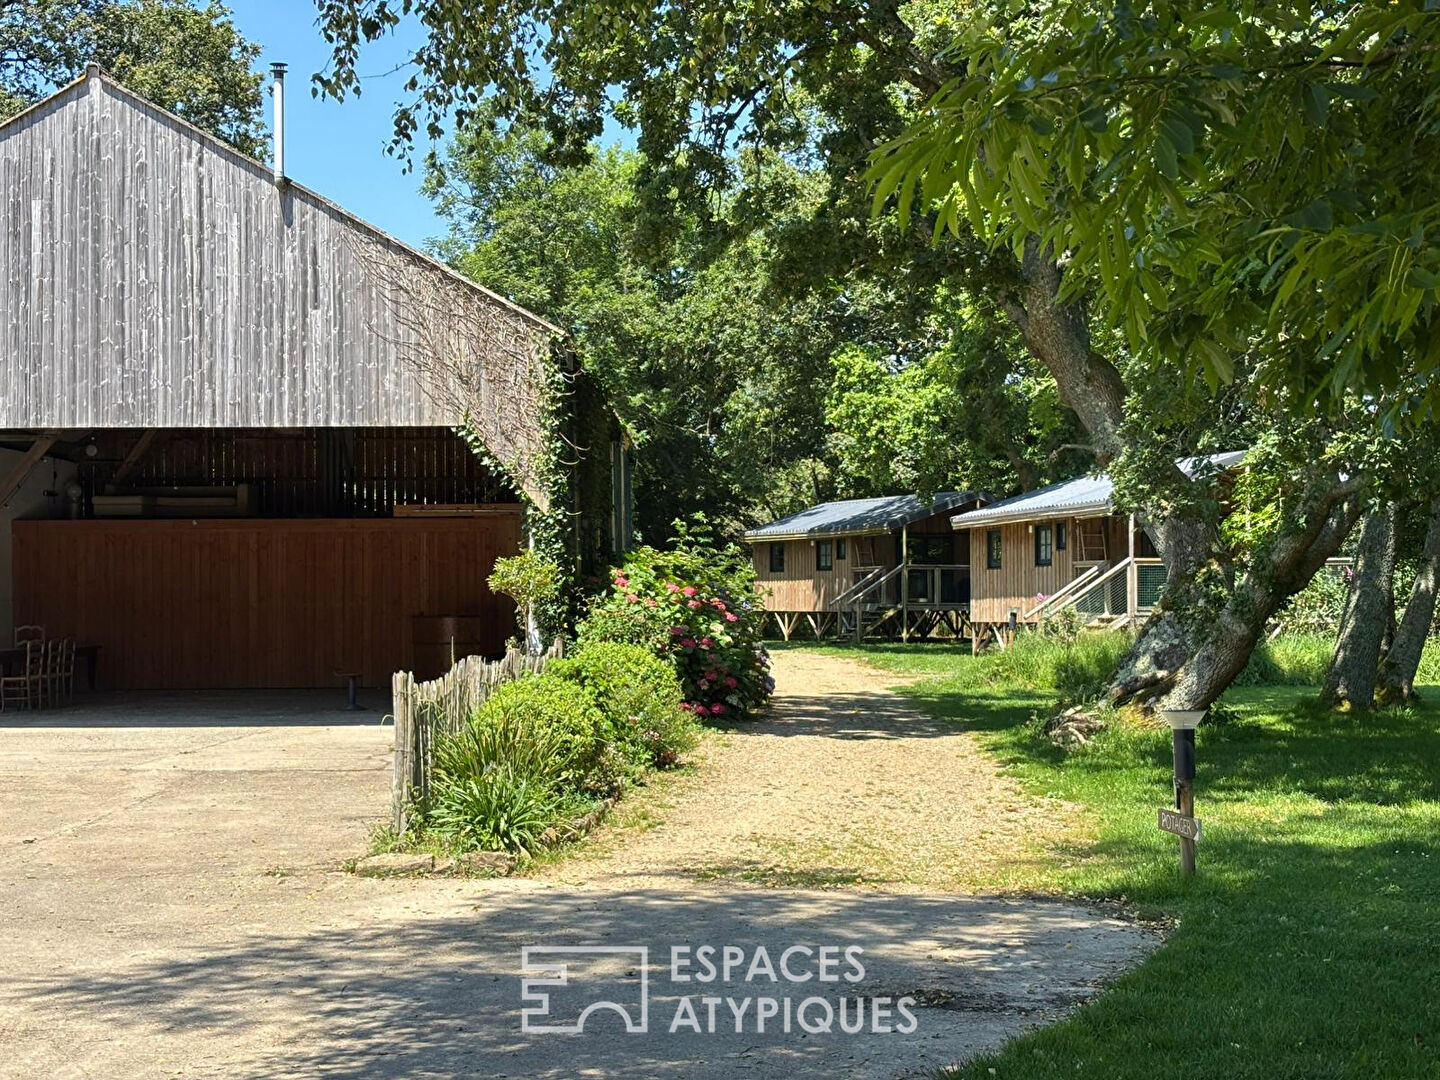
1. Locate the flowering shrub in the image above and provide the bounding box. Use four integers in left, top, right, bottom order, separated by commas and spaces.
577, 517, 773, 718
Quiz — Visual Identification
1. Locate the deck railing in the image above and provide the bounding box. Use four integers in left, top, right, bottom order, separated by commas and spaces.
829, 563, 970, 610
1043, 556, 1166, 626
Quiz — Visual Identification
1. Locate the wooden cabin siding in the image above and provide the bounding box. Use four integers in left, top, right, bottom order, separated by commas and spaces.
12, 515, 521, 689
751, 534, 900, 612
968, 519, 1080, 624
0, 74, 551, 436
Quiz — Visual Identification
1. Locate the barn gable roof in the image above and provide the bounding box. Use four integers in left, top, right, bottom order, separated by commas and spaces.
743, 491, 984, 542
0, 68, 557, 504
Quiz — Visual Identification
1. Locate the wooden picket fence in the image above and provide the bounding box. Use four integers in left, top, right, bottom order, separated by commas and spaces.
390, 640, 564, 833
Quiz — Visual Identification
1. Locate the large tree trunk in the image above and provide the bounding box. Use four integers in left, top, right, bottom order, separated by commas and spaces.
1377, 495, 1440, 704
1158, 488, 1364, 710
1001, 240, 1358, 712
1321, 503, 1398, 710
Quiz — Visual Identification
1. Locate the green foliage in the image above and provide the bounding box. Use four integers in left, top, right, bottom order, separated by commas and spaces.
426, 646, 701, 852
824, 305, 1088, 498
467, 674, 614, 792
549, 640, 698, 769
421, 115, 860, 538
578, 517, 773, 718
428, 766, 560, 855
891, 630, 1133, 707
1, 0, 265, 154
844, 643, 1440, 1080
487, 549, 562, 647
867, 0, 1440, 412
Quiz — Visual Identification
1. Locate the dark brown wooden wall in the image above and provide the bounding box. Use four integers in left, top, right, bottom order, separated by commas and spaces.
12, 516, 521, 689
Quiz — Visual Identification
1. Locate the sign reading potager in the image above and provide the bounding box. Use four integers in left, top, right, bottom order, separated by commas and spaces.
1158, 808, 1202, 842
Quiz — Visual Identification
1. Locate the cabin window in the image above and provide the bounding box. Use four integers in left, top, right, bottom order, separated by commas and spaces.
986, 529, 1003, 569
1056, 522, 1067, 551
769, 542, 785, 573
836, 538, 847, 561
1035, 524, 1053, 567
816, 540, 834, 572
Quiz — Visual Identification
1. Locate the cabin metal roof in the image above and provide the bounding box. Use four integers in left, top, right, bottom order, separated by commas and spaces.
743, 491, 983, 542
949, 452, 1247, 529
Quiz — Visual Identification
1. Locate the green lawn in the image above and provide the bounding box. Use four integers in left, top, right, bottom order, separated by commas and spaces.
797, 642, 1440, 1080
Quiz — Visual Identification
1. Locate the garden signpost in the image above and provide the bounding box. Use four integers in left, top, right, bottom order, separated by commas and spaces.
1159, 709, 1205, 876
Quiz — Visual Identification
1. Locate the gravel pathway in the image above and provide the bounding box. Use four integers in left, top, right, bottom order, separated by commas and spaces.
0, 655, 1149, 1080
537, 648, 1077, 891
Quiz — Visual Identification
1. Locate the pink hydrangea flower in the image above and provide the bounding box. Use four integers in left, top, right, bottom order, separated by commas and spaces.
669, 626, 686, 636
680, 638, 697, 648
712, 599, 726, 610
709, 703, 726, 716
665, 583, 681, 593
614, 574, 629, 588
625, 592, 639, 602
724, 612, 738, 622
724, 676, 738, 689
645, 598, 659, 608
700, 637, 715, 649
687, 599, 703, 609
681, 586, 698, 597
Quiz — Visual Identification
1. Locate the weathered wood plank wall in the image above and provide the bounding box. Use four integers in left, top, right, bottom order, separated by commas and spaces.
12, 515, 521, 688
965, 515, 1142, 624
0, 73, 551, 434
753, 535, 898, 612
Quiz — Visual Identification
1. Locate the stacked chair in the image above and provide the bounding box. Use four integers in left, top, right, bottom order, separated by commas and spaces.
1, 627, 76, 712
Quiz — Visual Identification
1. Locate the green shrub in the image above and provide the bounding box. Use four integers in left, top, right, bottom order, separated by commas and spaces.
550, 641, 698, 769
432, 704, 568, 788
577, 516, 773, 718
429, 765, 559, 854
467, 674, 613, 791
487, 550, 562, 650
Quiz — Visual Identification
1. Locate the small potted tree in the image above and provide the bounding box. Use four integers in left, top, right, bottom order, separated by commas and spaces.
488, 549, 561, 655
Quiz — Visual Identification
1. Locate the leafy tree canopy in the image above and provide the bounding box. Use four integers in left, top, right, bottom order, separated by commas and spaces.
1, 0, 265, 155
869, 1, 1440, 413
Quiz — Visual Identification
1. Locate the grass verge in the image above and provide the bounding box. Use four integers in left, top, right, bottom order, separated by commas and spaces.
801, 642, 1440, 1080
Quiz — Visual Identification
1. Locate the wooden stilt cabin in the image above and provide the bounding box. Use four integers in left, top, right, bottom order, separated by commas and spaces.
742, 491, 985, 640
951, 453, 1247, 648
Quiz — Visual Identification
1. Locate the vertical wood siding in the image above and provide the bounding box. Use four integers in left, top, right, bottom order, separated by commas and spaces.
11, 516, 521, 689
0, 75, 551, 429
969, 518, 1083, 624
751, 533, 905, 612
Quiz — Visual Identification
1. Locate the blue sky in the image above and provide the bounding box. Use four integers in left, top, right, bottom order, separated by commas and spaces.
229, 1, 449, 249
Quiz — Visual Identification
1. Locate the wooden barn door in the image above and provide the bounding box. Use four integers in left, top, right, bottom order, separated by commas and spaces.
11, 515, 521, 689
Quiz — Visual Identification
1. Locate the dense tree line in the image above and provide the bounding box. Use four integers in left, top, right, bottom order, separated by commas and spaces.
314, 0, 1440, 711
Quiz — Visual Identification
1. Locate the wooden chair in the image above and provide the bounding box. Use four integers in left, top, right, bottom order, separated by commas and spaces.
1, 640, 43, 712
13, 624, 44, 646
42, 638, 75, 708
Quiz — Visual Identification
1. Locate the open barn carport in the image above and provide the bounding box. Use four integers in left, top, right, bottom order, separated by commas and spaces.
6, 427, 522, 690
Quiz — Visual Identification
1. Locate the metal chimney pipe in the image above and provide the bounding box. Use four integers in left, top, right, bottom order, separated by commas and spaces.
270, 62, 287, 184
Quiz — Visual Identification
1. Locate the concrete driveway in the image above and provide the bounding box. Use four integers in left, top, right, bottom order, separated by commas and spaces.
0, 685, 1154, 1079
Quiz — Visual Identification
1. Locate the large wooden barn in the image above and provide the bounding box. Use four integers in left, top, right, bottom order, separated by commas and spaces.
742, 491, 984, 639
0, 66, 617, 690
952, 453, 1246, 646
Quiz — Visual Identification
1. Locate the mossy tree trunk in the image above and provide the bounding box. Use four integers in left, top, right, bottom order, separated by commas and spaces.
1322, 503, 1399, 711
1377, 496, 1440, 705
1003, 244, 1364, 712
